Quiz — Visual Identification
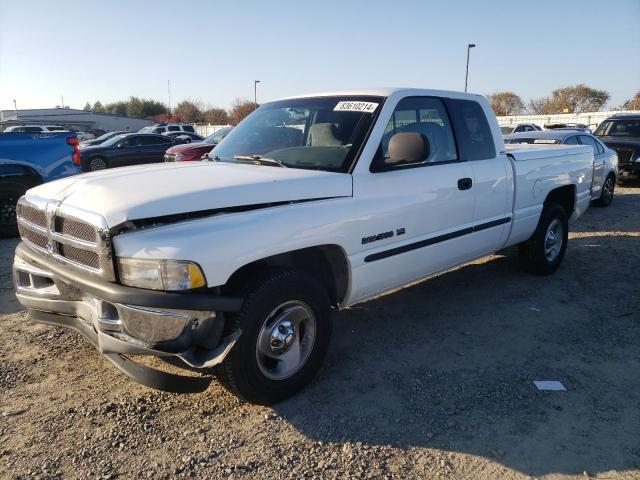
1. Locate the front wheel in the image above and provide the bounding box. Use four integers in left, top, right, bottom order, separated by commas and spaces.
216, 269, 332, 404
518, 203, 568, 275
596, 174, 615, 207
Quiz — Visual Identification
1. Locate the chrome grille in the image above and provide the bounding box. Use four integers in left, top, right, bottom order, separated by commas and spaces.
55, 217, 97, 242
59, 244, 100, 269
615, 148, 633, 164
16, 197, 114, 280
18, 225, 48, 249
17, 203, 46, 228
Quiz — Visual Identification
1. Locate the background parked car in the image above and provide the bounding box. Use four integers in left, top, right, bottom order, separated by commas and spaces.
74, 131, 95, 141
500, 123, 541, 135
162, 131, 204, 144
544, 122, 591, 133
504, 130, 618, 206
138, 123, 195, 134
4, 125, 67, 133
594, 113, 640, 180
79, 133, 177, 171
0, 131, 81, 236
80, 131, 129, 147
164, 126, 234, 162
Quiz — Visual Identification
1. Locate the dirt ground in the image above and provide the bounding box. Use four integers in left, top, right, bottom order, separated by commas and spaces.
1, 185, 639, 480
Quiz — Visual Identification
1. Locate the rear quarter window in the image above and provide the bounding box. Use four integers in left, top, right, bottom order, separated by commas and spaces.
447, 99, 496, 160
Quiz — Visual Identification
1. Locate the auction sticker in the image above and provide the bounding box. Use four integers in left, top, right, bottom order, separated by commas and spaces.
333, 101, 379, 113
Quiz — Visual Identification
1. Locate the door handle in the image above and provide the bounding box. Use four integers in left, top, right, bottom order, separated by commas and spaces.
458, 177, 473, 190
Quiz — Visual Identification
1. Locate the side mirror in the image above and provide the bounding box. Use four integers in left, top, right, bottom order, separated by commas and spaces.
386, 132, 430, 166
116, 143, 124, 149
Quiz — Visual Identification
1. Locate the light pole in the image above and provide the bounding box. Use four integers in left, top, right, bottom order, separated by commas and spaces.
254, 80, 260, 105
464, 43, 476, 93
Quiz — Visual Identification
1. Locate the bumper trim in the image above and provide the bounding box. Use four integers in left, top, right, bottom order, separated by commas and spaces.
29, 309, 214, 393
16, 242, 242, 312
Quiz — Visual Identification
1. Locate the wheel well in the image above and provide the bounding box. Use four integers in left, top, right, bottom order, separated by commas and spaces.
224, 245, 349, 308
544, 185, 575, 216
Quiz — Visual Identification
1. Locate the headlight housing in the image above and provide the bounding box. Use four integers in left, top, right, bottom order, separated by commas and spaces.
118, 258, 206, 291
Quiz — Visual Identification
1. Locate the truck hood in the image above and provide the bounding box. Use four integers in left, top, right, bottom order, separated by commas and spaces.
27, 162, 352, 227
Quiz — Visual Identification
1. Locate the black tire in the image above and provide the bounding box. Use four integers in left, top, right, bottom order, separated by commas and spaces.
596, 174, 615, 207
518, 203, 568, 275
86, 156, 108, 171
216, 268, 332, 405
0, 179, 31, 238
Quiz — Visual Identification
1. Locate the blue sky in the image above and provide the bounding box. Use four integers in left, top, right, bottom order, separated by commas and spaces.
1, 0, 638, 111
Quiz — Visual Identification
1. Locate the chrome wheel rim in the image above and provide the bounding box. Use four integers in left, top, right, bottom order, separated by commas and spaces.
602, 177, 614, 203
544, 218, 563, 262
89, 158, 107, 171
256, 300, 316, 381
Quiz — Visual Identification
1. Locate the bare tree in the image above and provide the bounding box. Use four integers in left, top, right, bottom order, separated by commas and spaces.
619, 90, 640, 110
529, 84, 610, 114
204, 108, 229, 125
528, 97, 551, 115
228, 98, 258, 125
487, 92, 525, 116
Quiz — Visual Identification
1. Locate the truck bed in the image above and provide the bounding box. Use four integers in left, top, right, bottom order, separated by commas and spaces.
505, 143, 594, 246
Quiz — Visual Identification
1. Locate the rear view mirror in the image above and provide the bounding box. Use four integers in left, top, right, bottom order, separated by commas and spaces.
386, 132, 430, 166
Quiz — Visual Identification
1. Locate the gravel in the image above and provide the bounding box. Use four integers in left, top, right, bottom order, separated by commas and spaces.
1, 184, 639, 479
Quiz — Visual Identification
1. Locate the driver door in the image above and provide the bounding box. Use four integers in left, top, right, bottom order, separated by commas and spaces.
352, 96, 476, 301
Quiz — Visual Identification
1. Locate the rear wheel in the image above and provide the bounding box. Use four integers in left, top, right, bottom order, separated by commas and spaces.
88, 156, 108, 171
216, 269, 332, 404
518, 203, 568, 275
596, 174, 615, 207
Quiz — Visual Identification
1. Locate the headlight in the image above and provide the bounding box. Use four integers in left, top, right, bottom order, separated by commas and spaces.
174, 153, 185, 161
118, 258, 206, 291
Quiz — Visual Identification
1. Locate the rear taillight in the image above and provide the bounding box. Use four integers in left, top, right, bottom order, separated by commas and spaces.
67, 136, 81, 166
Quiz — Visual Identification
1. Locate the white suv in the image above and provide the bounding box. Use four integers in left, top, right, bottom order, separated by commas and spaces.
4, 125, 68, 133
138, 123, 196, 134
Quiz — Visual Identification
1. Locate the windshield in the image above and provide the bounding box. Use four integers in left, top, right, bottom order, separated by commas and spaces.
211, 96, 383, 172
99, 134, 128, 147
139, 126, 155, 133
204, 126, 233, 145
595, 119, 640, 137
500, 126, 513, 135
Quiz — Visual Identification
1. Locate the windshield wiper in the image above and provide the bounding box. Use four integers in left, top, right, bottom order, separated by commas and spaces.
233, 155, 287, 168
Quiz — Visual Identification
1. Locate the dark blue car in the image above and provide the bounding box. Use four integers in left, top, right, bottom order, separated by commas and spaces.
79, 133, 177, 171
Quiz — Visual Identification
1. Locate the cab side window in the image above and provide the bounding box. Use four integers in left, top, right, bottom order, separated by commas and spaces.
446, 99, 496, 160
564, 136, 579, 145
377, 97, 458, 168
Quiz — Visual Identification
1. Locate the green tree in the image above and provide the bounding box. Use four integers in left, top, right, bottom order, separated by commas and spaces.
92, 101, 105, 113
82, 102, 92, 111
487, 92, 525, 116
174, 100, 205, 123
105, 101, 128, 116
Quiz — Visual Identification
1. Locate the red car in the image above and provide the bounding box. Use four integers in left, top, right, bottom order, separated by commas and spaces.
164, 127, 233, 162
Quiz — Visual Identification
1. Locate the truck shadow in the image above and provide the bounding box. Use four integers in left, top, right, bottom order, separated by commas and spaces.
273, 234, 640, 477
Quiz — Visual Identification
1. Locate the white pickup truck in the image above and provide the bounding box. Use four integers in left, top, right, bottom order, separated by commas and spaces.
12, 88, 594, 404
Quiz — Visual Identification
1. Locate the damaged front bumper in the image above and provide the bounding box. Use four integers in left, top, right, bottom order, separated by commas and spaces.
12, 242, 243, 393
